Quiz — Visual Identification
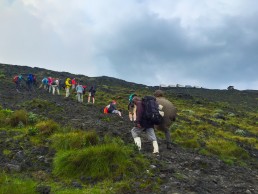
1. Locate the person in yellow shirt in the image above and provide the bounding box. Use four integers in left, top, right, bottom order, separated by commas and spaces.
65, 78, 72, 97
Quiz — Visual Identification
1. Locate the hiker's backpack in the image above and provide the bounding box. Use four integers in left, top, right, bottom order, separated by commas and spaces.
82, 86, 87, 94
13, 76, 18, 83
103, 107, 108, 114
28, 74, 33, 82
33, 75, 36, 82
142, 96, 163, 125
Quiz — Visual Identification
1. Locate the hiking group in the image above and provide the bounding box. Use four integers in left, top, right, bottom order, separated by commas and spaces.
13, 74, 37, 92
13, 74, 177, 155
13, 74, 96, 104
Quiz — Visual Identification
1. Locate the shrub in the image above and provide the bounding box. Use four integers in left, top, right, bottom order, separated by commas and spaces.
0, 112, 7, 127
28, 112, 39, 124
53, 143, 146, 180
51, 131, 99, 150
35, 120, 59, 135
28, 127, 39, 136
234, 129, 246, 136
0, 72, 5, 79
10, 110, 28, 127
17, 121, 25, 129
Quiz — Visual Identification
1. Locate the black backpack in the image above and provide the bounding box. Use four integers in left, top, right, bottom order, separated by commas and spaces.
142, 96, 163, 125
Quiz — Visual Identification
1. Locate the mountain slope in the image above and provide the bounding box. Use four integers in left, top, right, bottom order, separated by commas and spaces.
0, 63, 258, 194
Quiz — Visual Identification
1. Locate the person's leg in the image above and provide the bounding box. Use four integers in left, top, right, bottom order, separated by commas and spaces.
65, 88, 69, 97
92, 97, 95, 104
164, 128, 173, 149
129, 112, 133, 121
52, 86, 55, 95
76, 92, 79, 101
131, 127, 142, 150
146, 128, 159, 154
79, 93, 83, 102
133, 106, 137, 121
88, 93, 91, 103
57, 87, 60, 95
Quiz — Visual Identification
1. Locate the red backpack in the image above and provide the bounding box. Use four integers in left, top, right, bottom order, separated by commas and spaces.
13, 76, 18, 83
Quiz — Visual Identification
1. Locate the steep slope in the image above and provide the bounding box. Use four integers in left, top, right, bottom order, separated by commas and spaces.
0, 63, 258, 194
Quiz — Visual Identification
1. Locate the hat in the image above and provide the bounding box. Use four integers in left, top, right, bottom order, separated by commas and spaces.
129, 93, 137, 102
154, 90, 164, 97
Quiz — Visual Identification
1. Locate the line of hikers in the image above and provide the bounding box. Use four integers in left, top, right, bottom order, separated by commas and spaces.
13, 74, 37, 92
13, 74, 96, 104
13, 74, 177, 155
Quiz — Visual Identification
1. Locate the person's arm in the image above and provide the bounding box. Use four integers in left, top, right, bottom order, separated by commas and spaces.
135, 101, 142, 127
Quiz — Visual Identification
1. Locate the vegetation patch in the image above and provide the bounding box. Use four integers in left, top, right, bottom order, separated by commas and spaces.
10, 110, 28, 127
51, 131, 99, 150
0, 172, 36, 194
205, 138, 249, 164
35, 120, 59, 135
53, 143, 147, 180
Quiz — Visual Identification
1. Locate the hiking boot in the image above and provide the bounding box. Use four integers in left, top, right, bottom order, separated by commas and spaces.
153, 152, 160, 157
167, 142, 173, 150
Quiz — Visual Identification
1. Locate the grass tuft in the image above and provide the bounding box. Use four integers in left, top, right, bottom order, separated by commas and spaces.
35, 120, 59, 135
10, 110, 28, 127
53, 143, 145, 180
51, 131, 99, 150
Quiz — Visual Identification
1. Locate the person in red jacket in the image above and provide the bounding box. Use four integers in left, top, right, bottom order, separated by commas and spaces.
71, 78, 76, 91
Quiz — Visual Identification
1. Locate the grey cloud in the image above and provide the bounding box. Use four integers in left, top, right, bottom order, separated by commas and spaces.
92, 10, 258, 89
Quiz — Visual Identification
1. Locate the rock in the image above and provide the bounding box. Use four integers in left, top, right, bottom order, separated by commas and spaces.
6, 163, 21, 172
150, 165, 157, 169
245, 190, 252, 194
36, 185, 51, 194
14, 151, 25, 161
72, 181, 82, 189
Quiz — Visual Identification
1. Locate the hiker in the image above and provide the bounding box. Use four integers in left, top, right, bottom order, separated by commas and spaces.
128, 93, 137, 121
71, 78, 76, 91
47, 77, 53, 93
154, 90, 177, 149
58, 79, 65, 91
13, 74, 23, 92
76, 82, 84, 103
105, 100, 122, 117
131, 96, 159, 154
39, 77, 48, 90
88, 86, 96, 104
82, 85, 87, 95
65, 78, 72, 97
26, 74, 34, 91
32, 74, 37, 87
52, 78, 60, 95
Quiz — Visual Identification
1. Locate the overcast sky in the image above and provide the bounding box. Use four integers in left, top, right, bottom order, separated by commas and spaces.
1, 0, 258, 90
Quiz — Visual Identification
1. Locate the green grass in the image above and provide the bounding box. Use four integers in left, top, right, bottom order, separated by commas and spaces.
0, 172, 36, 194
35, 120, 59, 135
205, 138, 250, 163
51, 131, 99, 150
53, 143, 147, 180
